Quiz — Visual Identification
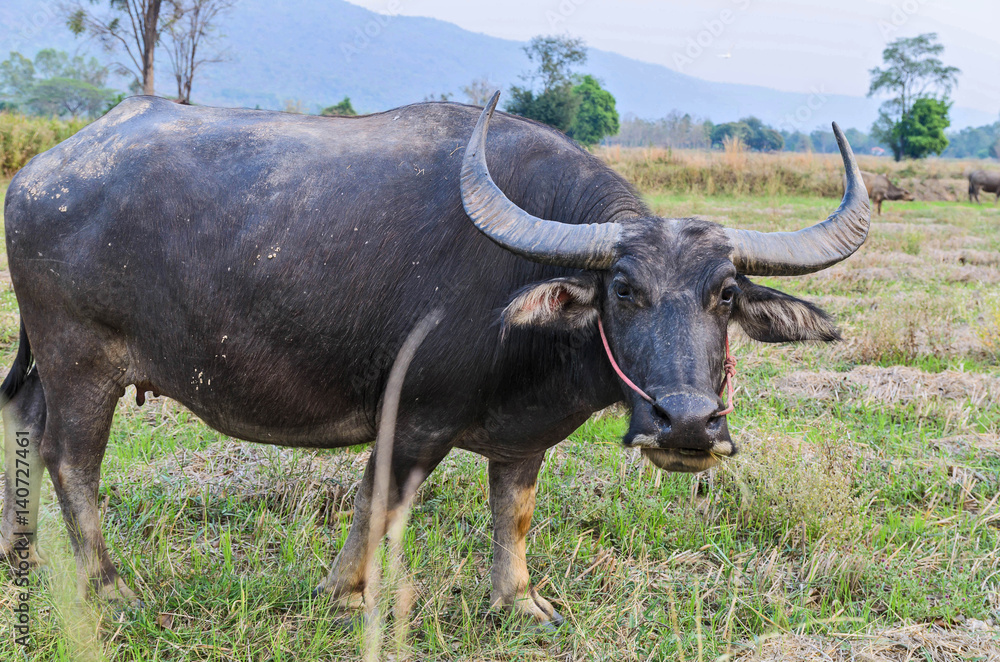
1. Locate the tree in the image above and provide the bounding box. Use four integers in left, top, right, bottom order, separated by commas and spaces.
710, 117, 783, 151
711, 121, 750, 148
567, 75, 619, 146
162, 0, 234, 104
66, 0, 166, 95
321, 96, 356, 116
28, 77, 113, 117
0, 49, 115, 118
896, 97, 950, 158
740, 116, 783, 151
461, 77, 497, 106
519, 35, 586, 93
506, 35, 587, 133
505, 85, 579, 133
868, 33, 960, 160
941, 119, 1000, 159
0, 52, 36, 105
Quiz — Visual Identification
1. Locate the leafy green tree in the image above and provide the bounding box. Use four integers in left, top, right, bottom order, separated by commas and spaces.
896, 97, 950, 158
506, 35, 587, 133
567, 75, 619, 145
741, 116, 783, 151
519, 35, 586, 92
0, 50, 115, 118
321, 96, 356, 116
506, 85, 579, 133
0, 52, 37, 103
28, 78, 114, 117
868, 33, 960, 160
711, 117, 783, 151
711, 121, 750, 148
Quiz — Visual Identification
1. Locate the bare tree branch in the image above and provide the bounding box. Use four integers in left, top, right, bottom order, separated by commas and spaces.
163, 0, 234, 103
62, 0, 165, 95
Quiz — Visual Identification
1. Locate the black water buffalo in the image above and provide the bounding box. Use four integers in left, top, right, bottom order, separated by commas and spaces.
0, 93, 869, 626
969, 169, 1000, 204
860, 171, 914, 215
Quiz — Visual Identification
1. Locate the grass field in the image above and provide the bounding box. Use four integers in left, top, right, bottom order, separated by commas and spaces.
0, 172, 999, 661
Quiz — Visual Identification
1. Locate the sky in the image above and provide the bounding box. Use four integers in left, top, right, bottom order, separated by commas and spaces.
345, 0, 1000, 118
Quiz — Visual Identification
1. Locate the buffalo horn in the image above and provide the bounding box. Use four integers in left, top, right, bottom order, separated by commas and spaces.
724, 122, 871, 276
460, 91, 622, 269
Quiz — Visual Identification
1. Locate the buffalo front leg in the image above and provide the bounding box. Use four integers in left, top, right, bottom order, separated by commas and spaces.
489, 453, 563, 627
315, 443, 444, 611
1, 370, 47, 569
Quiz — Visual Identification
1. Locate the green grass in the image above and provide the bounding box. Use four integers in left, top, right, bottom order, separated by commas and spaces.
1, 179, 999, 660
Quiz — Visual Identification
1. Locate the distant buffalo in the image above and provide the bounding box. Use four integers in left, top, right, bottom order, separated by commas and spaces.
968, 170, 1000, 205
860, 171, 915, 215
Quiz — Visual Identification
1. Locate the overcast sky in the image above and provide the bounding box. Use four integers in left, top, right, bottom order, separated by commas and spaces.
345, 0, 1000, 116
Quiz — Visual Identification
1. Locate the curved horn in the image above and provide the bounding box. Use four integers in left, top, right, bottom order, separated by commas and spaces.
724, 122, 871, 276
460, 91, 622, 269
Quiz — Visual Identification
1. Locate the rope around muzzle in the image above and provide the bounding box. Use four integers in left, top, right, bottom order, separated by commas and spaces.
597, 318, 737, 417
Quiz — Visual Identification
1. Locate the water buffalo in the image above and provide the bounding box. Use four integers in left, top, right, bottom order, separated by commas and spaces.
969, 170, 1000, 204
860, 171, 914, 215
0, 93, 869, 626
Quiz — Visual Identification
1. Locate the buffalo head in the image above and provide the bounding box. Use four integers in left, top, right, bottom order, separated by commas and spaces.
461, 93, 869, 473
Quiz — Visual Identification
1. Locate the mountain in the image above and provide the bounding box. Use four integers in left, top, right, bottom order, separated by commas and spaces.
1, 0, 995, 130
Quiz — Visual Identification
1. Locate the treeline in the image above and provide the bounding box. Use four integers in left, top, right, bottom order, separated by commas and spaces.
608, 112, 1000, 159
943, 121, 1000, 159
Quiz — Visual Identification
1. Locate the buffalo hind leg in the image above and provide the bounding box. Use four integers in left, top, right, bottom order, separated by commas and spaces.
489, 453, 563, 628
1, 370, 47, 569
315, 442, 446, 611
39, 371, 135, 603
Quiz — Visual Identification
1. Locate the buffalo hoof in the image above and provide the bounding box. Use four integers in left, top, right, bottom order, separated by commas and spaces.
313, 585, 367, 628
495, 586, 565, 630
94, 576, 140, 605
2, 540, 47, 572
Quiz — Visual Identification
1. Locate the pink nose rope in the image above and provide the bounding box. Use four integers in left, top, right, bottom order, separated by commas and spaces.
597, 318, 736, 416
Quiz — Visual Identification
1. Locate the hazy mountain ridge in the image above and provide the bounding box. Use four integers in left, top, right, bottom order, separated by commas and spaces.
1, 0, 994, 130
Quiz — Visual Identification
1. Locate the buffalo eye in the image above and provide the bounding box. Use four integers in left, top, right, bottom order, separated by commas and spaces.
613, 280, 632, 301
719, 284, 738, 308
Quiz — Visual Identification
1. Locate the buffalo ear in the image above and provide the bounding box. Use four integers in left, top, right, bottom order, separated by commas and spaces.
732, 275, 840, 343
502, 276, 599, 332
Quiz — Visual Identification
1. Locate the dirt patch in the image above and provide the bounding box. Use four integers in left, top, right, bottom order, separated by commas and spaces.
932, 433, 1000, 458
734, 620, 1000, 661
776, 366, 1000, 408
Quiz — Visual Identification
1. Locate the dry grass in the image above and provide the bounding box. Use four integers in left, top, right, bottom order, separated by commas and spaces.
594, 146, 990, 200
734, 620, 1000, 661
